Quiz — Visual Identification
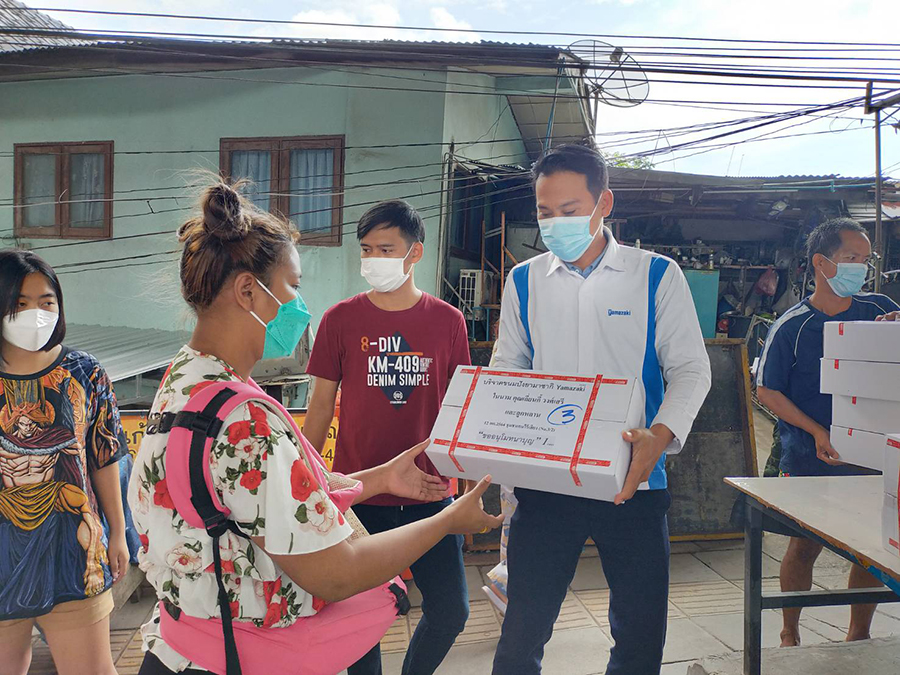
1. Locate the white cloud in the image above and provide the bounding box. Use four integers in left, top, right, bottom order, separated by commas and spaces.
429, 8, 481, 42
259, 2, 413, 41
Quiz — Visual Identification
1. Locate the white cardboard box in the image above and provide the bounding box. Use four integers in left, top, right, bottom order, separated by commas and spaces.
830, 425, 885, 471
882, 492, 900, 558
820, 359, 900, 403
427, 366, 642, 502
832, 395, 900, 436
886, 435, 900, 499
824, 321, 900, 363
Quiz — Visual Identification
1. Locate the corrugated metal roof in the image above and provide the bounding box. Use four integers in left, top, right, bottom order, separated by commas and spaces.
65, 323, 189, 383
608, 166, 898, 191
0, 0, 92, 53
747, 175, 883, 184
0, 28, 565, 58
846, 200, 900, 222
273, 38, 558, 49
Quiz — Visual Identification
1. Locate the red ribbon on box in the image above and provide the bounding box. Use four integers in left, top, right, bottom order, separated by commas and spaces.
570, 375, 604, 487
889, 438, 900, 553
439, 370, 618, 485
447, 366, 483, 472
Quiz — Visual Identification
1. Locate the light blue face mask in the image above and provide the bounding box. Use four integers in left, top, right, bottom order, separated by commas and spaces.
537, 200, 602, 262
824, 257, 868, 298
250, 279, 312, 360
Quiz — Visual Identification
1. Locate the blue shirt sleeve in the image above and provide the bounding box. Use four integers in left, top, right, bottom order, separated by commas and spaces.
876, 295, 900, 313
757, 320, 796, 393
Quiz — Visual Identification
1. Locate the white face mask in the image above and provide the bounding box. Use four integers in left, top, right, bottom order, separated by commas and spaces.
361, 245, 415, 293
2, 308, 59, 352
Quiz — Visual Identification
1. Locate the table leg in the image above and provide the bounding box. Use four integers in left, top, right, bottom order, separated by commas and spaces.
744, 501, 763, 675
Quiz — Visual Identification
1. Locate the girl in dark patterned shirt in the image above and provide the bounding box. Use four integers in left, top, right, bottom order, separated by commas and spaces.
0, 249, 129, 675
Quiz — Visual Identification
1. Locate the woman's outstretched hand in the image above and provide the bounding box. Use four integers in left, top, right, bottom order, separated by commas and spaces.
381, 441, 451, 502
445, 476, 504, 535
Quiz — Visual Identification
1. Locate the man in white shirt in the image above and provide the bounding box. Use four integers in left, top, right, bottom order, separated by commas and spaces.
491, 144, 712, 675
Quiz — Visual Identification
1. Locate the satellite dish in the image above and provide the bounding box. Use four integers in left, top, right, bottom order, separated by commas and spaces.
568, 39, 650, 108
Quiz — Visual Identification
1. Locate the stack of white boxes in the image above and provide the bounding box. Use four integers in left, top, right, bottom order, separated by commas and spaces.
819, 320, 900, 557
885, 435, 900, 558
820, 321, 900, 470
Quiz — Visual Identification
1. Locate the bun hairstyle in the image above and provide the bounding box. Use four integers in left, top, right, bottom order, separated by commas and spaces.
202, 184, 252, 242
178, 179, 299, 311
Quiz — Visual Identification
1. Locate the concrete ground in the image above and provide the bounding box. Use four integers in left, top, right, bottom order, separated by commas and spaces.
28, 410, 900, 674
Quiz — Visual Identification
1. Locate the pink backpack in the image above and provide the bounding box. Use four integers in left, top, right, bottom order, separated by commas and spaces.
148, 380, 408, 675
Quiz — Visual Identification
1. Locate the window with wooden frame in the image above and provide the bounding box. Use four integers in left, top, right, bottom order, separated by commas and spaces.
220, 136, 345, 246
14, 141, 113, 239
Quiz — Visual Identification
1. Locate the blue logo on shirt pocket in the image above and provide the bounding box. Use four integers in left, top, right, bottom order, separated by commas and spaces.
608, 309, 632, 317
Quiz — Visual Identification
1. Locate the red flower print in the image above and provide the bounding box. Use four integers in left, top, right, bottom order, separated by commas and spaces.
255, 419, 271, 438
248, 402, 267, 424
290, 460, 318, 502
263, 578, 282, 605
240, 469, 263, 492
228, 420, 252, 445
263, 602, 283, 628
188, 381, 217, 398
312, 596, 327, 613
338, 512, 345, 526
230, 601, 240, 619
205, 560, 236, 574
153, 478, 175, 510
161, 363, 173, 383
248, 403, 272, 437
139, 533, 149, 552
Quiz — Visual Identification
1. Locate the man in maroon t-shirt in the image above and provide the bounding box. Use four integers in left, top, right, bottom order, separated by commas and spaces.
305, 199, 472, 675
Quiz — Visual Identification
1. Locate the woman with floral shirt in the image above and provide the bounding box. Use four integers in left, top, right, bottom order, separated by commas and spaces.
130, 181, 501, 674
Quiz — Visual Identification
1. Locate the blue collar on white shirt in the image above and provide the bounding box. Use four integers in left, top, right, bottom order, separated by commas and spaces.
549, 228, 624, 278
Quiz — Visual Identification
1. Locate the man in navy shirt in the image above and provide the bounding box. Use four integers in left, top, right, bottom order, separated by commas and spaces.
757, 217, 899, 648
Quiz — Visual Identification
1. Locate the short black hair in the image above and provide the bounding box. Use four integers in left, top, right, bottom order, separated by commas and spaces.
805, 217, 869, 266
0, 249, 66, 353
531, 144, 609, 200
357, 199, 425, 245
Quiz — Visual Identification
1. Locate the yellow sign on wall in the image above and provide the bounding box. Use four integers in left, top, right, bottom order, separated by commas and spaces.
121, 411, 339, 470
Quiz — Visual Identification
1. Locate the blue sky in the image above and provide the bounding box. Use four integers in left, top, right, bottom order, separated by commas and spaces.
34, 0, 900, 179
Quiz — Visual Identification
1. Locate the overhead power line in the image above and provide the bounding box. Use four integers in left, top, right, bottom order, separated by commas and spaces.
8, 109, 881, 265
6, 28, 900, 88
14, 6, 900, 48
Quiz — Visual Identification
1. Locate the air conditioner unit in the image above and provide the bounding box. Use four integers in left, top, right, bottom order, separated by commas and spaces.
459, 270, 495, 318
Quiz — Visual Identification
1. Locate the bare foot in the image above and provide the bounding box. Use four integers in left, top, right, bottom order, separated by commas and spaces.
780, 630, 801, 647
846, 631, 871, 642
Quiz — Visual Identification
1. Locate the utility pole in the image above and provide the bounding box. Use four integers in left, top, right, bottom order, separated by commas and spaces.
864, 83, 900, 292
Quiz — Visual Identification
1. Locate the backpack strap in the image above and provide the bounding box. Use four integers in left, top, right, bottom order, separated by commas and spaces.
159, 380, 369, 675
163, 381, 265, 675
162, 383, 258, 530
